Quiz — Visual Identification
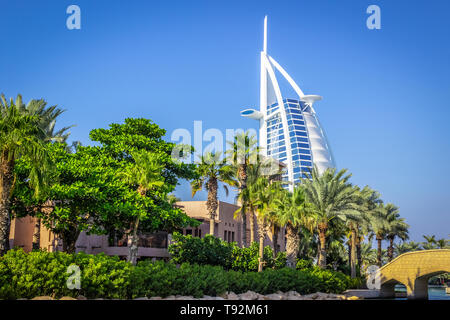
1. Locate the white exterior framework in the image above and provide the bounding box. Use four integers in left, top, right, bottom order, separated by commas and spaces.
241, 16, 335, 190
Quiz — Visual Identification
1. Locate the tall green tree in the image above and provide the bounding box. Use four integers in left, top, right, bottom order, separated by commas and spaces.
235, 164, 259, 244
276, 186, 312, 268
422, 234, 437, 250
119, 150, 165, 264
394, 241, 422, 256
227, 132, 258, 247
360, 241, 378, 272
190, 152, 236, 236
368, 203, 390, 267
89, 118, 199, 255
436, 238, 449, 249
0, 94, 67, 255
341, 187, 365, 278
235, 157, 283, 245
301, 167, 357, 269
342, 185, 382, 278
384, 204, 409, 262
13, 143, 138, 253
356, 186, 382, 269
13, 118, 198, 255
27, 100, 73, 250
250, 176, 280, 272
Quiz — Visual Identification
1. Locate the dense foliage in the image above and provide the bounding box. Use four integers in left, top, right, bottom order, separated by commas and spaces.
12, 118, 199, 255
0, 249, 352, 299
0, 94, 68, 254
0, 249, 132, 299
168, 233, 286, 271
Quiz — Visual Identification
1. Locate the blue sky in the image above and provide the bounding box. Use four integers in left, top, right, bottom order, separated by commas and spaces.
1, 0, 449, 242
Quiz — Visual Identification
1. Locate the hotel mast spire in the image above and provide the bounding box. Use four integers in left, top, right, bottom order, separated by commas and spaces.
263, 15, 267, 54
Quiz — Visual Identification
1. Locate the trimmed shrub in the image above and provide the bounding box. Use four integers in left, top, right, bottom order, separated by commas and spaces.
0, 249, 132, 299
168, 233, 287, 272
74, 252, 132, 299
130, 261, 229, 298
1, 248, 75, 299
0, 249, 352, 299
168, 233, 234, 268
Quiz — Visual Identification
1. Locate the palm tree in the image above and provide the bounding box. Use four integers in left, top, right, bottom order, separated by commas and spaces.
250, 176, 279, 272
235, 164, 260, 244
24, 97, 73, 144
166, 193, 181, 207
356, 186, 382, 269
119, 150, 165, 265
191, 152, 236, 237
341, 187, 366, 278
267, 210, 282, 256
368, 203, 392, 267
394, 241, 422, 256
265, 184, 286, 257
384, 204, 409, 262
301, 167, 357, 269
227, 132, 258, 247
29, 102, 73, 251
436, 238, 449, 249
422, 235, 437, 250
276, 185, 312, 268
236, 157, 284, 247
0, 94, 68, 255
359, 241, 377, 270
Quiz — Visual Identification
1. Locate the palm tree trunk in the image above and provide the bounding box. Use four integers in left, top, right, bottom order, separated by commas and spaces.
388, 236, 394, 262
238, 164, 247, 247
206, 178, 218, 237
317, 241, 320, 264
318, 223, 327, 269
127, 215, 140, 265
209, 217, 215, 236
258, 218, 266, 272
351, 228, 357, 278
240, 207, 247, 247
347, 242, 351, 269
272, 224, 279, 257
377, 236, 383, 267
32, 218, 41, 250
0, 155, 14, 255
356, 236, 362, 269
285, 223, 299, 268
249, 211, 255, 244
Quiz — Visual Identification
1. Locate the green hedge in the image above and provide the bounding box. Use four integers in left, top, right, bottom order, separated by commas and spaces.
168, 233, 286, 271
0, 249, 132, 299
0, 249, 352, 299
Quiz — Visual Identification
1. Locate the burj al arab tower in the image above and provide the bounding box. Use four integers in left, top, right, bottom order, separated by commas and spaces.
241, 16, 335, 190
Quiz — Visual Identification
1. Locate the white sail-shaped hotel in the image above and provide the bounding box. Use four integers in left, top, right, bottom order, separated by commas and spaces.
241, 16, 335, 190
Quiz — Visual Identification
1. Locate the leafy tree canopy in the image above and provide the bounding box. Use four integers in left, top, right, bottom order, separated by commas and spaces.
12, 118, 199, 252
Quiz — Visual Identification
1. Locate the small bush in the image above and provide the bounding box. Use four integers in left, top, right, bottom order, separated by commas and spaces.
168, 233, 234, 268
169, 233, 287, 271
296, 258, 313, 270
347, 276, 366, 289
74, 252, 132, 299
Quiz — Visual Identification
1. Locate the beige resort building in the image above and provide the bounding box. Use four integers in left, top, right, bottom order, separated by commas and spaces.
9, 201, 286, 260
